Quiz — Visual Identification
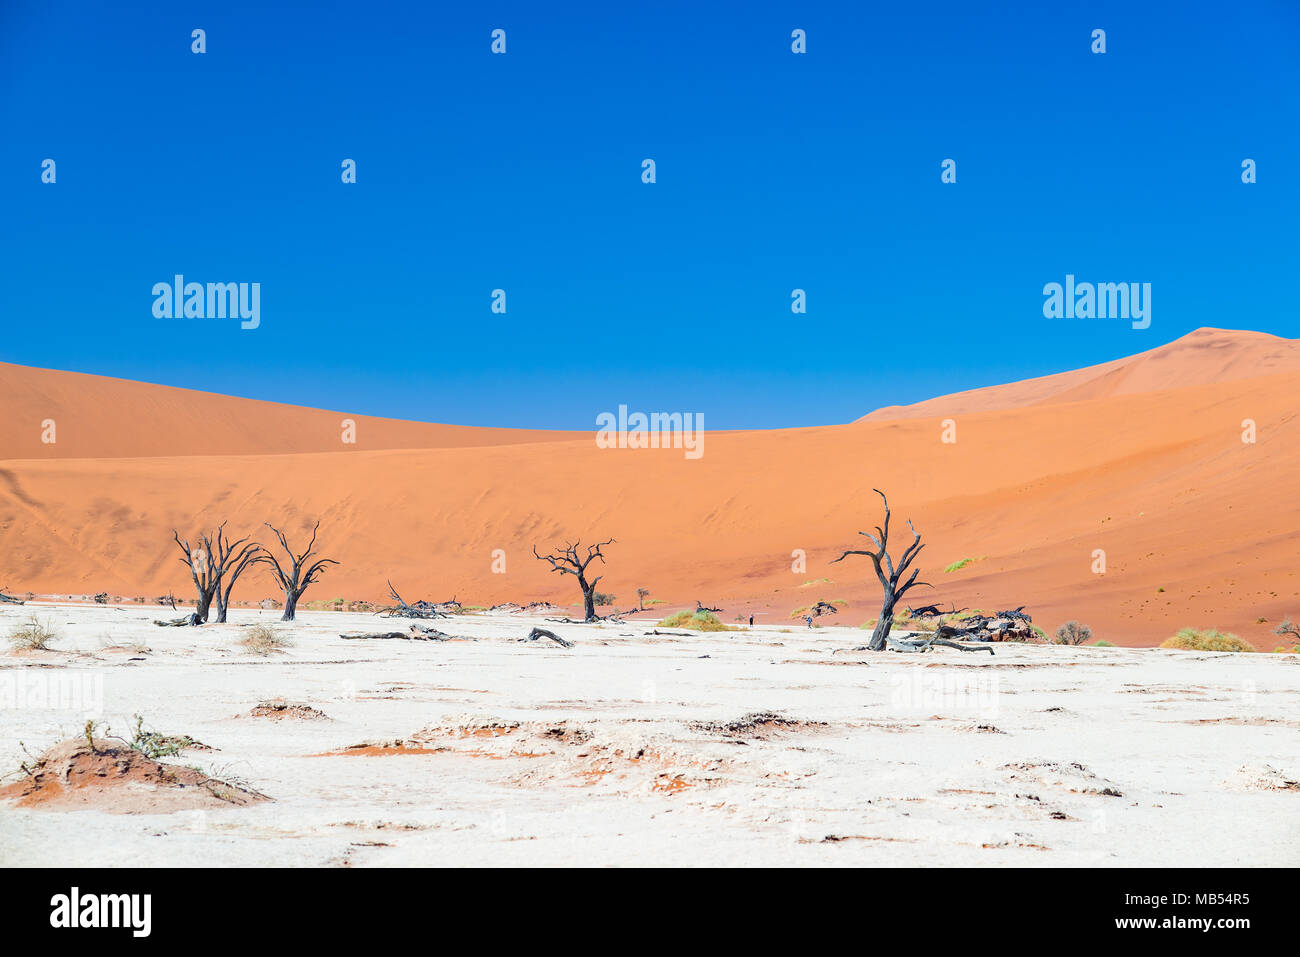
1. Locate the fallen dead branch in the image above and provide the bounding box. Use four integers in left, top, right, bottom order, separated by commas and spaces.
376, 581, 459, 619
340, 624, 459, 642
885, 634, 994, 655
521, 626, 573, 648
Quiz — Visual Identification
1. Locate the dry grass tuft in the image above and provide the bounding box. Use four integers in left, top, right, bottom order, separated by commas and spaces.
6, 615, 58, 651
1161, 628, 1255, 653
238, 623, 292, 655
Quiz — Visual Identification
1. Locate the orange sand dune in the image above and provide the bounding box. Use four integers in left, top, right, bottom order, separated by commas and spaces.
0, 361, 585, 458
2, 328, 1298, 646
862, 327, 1300, 421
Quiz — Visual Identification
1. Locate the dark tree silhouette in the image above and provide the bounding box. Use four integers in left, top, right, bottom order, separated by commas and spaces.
636, 587, 650, 611
256, 521, 339, 621
1274, 617, 1300, 646
831, 489, 931, 651
532, 539, 614, 622
171, 528, 220, 625
210, 524, 263, 623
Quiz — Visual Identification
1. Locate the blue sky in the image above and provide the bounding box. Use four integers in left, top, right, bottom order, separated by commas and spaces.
2, 1, 1297, 428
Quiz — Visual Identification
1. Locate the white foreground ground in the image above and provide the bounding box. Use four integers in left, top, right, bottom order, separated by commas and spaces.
0, 602, 1296, 867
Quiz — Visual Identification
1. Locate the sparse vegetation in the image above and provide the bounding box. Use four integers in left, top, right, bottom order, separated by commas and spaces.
1160, 628, 1255, 653
943, 556, 984, 574
6, 614, 58, 651
1054, 620, 1093, 645
658, 610, 738, 632
1094, 640, 1114, 647
238, 623, 291, 655
128, 714, 200, 760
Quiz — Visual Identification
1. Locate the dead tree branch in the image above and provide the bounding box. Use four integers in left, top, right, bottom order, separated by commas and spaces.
521, 626, 574, 648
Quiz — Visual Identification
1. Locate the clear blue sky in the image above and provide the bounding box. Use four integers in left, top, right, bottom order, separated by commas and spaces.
2, 1, 1296, 428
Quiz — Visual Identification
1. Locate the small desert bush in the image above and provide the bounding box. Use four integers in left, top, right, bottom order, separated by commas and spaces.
1161, 628, 1255, 653
1094, 640, 1114, 647
658, 610, 737, 632
943, 556, 984, 573
7, 615, 58, 650
128, 714, 199, 759
1054, 620, 1093, 645
239, 623, 291, 655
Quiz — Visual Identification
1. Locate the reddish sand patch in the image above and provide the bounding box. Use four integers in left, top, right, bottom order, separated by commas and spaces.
0, 737, 268, 813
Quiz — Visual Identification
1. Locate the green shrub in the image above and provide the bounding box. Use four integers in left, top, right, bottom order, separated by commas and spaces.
1094, 639, 1114, 647
1160, 628, 1254, 653
658, 610, 737, 632
943, 557, 983, 573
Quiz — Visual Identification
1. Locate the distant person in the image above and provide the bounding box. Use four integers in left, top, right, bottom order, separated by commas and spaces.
805, 615, 813, 628
749, 615, 754, 628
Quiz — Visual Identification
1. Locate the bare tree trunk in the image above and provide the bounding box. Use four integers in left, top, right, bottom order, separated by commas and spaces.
282, 591, 299, 622
870, 594, 899, 651
579, 577, 596, 622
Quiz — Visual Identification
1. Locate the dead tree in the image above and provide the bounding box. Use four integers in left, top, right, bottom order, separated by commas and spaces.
1274, 617, 1300, 646
0, 587, 25, 605
636, 587, 650, 610
532, 539, 614, 623
695, 600, 722, 614
256, 521, 339, 621
831, 489, 931, 651
172, 528, 220, 625
211, 524, 262, 623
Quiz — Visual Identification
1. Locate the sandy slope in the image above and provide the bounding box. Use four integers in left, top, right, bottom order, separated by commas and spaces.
0, 604, 1296, 867
1, 328, 1298, 646
0, 360, 585, 458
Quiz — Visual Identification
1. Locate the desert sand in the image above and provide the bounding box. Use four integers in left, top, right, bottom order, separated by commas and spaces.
2, 328, 1299, 645
0, 602, 1296, 866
